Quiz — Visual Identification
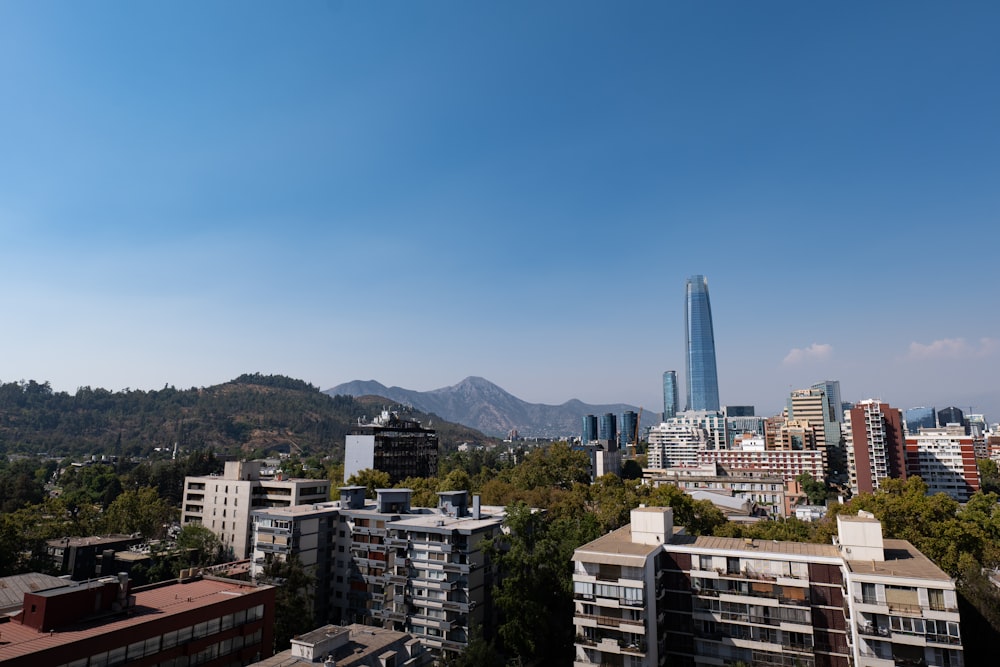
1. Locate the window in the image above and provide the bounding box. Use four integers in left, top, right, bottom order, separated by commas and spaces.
929, 588, 946, 611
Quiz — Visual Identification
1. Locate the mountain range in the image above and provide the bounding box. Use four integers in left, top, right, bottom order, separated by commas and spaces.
324, 376, 660, 438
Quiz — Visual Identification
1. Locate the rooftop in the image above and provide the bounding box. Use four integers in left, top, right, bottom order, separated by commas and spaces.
844, 539, 952, 581
574, 524, 677, 563
248, 623, 429, 667
0, 576, 272, 662
667, 534, 842, 560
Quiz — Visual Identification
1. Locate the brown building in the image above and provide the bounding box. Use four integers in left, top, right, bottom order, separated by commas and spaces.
845, 400, 907, 496
0, 574, 275, 667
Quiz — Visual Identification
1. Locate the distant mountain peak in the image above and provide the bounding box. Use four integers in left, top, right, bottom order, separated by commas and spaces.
324, 377, 654, 438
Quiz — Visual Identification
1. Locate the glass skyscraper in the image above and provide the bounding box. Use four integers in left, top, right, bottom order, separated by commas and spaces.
582, 414, 598, 444
620, 410, 639, 447
662, 370, 678, 420
684, 274, 720, 412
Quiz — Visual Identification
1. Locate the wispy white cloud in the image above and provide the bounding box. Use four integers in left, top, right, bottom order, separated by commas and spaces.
783, 343, 833, 365
907, 337, 999, 360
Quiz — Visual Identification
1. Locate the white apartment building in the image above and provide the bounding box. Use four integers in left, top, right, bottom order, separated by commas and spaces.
572, 507, 680, 667
573, 509, 964, 667
647, 423, 707, 469
905, 425, 980, 502
181, 460, 330, 559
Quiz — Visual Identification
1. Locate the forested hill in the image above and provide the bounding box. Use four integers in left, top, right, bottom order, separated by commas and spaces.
0, 373, 492, 459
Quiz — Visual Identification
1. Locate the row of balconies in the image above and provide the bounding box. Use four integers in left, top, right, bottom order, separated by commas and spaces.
575, 612, 646, 630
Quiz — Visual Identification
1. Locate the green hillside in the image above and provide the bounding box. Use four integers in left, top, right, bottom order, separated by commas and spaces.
0, 373, 493, 460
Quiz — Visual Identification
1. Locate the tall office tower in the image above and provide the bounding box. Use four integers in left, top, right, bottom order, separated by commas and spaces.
684, 275, 720, 411
904, 407, 937, 434
723, 405, 755, 417
937, 406, 967, 431
787, 386, 844, 479
811, 380, 844, 422
599, 412, 618, 446
582, 414, 598, 444
662, 371, 679, 420
620, 410, 639, 448
844, 400, 907, 496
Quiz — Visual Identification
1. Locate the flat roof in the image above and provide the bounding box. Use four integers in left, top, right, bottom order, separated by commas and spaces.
45, 535, 137, 548
248, 623, 422, 667
0, 574, 70, 613
844, 539, 951, 581
574, 525, 671, 563
0, 577, 272, 662
667, 534, 842, 560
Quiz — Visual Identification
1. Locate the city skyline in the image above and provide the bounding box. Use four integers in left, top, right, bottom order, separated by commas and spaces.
1, 3, 998, 422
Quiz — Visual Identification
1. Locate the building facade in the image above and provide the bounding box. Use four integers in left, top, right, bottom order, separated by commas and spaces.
582, 414, 599, 444
621, 410, 640, 449
599, 413, 619, 445
905, 425, 980, 501
251, 487, 505, 659
573, 509, 964, 667
684, 274, 720, 412
845, 401, 907, 496
905, 407, 938, 434
0, 574, 275, 667
344, 410, 439, 484
662, 371, 679, 421
181, 460, 330, 559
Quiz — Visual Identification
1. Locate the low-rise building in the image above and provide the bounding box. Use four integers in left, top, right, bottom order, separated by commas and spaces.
248, 623, 432, 667
0, 574, 275, 667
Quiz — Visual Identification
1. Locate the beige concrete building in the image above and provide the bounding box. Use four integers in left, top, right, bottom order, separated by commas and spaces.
181, 460, 330, 559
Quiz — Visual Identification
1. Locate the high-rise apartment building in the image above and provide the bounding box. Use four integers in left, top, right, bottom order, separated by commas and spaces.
905, 425, 980, 502
582, 414, 598, 444
662, 371, 679, 421
344, 410, 439, 484
684, 275, 720, 412
845, 400, 907, 496
181, 460, 331, 559
574, 508, 965, 667
251, 487, 505, 659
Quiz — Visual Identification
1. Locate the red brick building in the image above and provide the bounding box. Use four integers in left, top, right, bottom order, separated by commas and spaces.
0, 574, 274, 667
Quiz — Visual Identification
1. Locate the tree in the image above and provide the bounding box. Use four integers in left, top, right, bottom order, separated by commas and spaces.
644, 483, 726, 535
796, 472, 829, 505
176, 524, 224, 567
345, 468, 391, 499
259, 555, 315, 652
508, 441, 591, 491
442, 624, 505, 667
103, 487, 176, 539
486, 502, 578, 664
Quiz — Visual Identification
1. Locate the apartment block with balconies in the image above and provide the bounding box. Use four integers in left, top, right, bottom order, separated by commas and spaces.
572, 506, 680, 667
838, 513, 963, 667
576, 509, 964, 667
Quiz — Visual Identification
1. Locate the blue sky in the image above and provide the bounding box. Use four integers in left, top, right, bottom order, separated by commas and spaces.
2, 1, 998, 422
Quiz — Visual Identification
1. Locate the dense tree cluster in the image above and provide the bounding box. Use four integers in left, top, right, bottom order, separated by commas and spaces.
0, 376, 493, 461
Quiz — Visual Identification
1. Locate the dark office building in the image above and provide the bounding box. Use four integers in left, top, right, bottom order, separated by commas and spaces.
620, 410, 639, 448
582, 414, 599, 444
